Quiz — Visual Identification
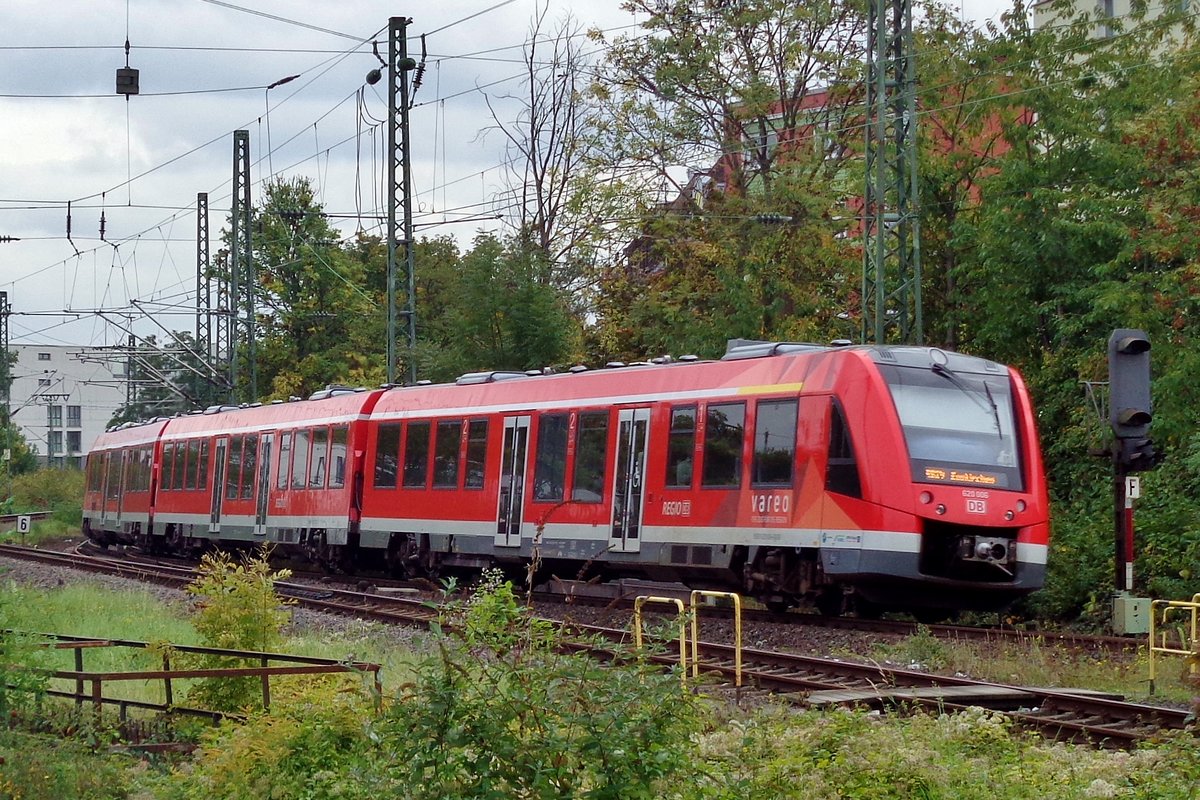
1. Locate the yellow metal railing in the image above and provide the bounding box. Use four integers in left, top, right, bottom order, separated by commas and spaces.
1148, 593, 1200, 695
633, 592, 744, 690
689, 590, 743, 688
633, 596, 688, 686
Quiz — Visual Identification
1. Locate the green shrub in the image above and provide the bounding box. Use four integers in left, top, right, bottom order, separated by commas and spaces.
181, 548, 293, 713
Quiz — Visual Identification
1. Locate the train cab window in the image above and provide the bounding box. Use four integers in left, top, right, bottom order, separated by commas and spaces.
433, 420, 463, 488
827, 400, 862, 499
702, 402, 745, 488
277, 433, 293, 489
241, 434, 258, 499
291, 429, 310, 490
373, 423, 401, 488
534, 413, 569, 502
666, 406, 696, 488
403, 421, 431, 488
572, 411, 608, 503
309, 428, 329, 488
225, 437, 243, 500
185, 440, 201, 490
752, 399, 798, 487
464, 419, 489, 489
329, 426, 348, 489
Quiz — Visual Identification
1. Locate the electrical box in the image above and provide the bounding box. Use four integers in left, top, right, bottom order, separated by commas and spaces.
1112, 593, 1151, 635
116, 66, 139, 96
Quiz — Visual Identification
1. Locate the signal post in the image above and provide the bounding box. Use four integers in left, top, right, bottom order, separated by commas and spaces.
1107, 329, 1155, 634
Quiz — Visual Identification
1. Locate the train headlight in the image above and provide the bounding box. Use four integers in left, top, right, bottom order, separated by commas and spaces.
919, 491, 933, 505
1016, 499, 1027, 513
935, 504, 946, 515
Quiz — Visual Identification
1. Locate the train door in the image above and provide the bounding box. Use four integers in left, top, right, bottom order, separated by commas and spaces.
610, 408, 650, 554
495, 416, 531, 548
100, 451, 120, 528
253, 433, 274, 537
209, 437, 228, 534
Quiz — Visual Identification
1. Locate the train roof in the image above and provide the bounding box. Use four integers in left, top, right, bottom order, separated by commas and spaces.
87, 417, 171, 452
157, 386, 386, 440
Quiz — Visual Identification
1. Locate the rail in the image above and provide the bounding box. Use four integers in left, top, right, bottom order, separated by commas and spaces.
1148, 594, 1200, 695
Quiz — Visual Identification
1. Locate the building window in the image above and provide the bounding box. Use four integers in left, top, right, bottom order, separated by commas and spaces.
67, 430, 81, 453
67, 405, 81, 427
38, 378, 50, 387
49, 431, 63, 454
47, 405, 62, 427
37, 352, 51, 361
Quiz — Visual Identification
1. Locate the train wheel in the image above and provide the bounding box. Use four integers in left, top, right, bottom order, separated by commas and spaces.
815, 588, 846, 617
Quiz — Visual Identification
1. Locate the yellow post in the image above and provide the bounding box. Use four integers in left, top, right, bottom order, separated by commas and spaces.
689, 590, 743, 689
1148, 596, 1200, 695
633, 595, 688, 686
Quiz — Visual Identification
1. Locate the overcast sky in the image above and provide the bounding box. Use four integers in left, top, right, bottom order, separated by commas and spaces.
0, 0, 1012, 350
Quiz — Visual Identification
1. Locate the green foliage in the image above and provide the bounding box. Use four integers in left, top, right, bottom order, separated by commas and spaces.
0, 591, 49, 723
182, 549, 293, 712
0, 730, 134, 800
375, 574, 701, 799
146, 677, 382, 800
10, 468, 82, 522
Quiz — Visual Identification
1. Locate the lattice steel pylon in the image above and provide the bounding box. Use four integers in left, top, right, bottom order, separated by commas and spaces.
386, 15, 417, 385
231, 129, 256, 400
862, 0, 922, 345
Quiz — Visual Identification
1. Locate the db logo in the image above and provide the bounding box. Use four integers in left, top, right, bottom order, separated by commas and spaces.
966, 499, 987, 515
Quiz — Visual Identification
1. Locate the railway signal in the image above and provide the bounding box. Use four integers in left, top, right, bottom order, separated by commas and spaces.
1107, 328, 1155, 470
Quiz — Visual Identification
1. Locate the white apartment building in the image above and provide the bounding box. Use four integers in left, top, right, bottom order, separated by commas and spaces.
8, 345, 126, 468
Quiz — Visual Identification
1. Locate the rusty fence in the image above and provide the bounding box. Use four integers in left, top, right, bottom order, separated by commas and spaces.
4, 630, 382, 736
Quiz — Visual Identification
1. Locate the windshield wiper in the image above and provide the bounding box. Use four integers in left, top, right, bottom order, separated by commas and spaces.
931, 362, 1003, 438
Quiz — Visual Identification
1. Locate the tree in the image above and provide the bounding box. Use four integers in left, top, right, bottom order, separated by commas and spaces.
251, 178, 382, 398
416, 232, 580, 381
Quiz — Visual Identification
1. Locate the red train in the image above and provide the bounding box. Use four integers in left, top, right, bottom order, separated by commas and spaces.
83, 342, 1050, 616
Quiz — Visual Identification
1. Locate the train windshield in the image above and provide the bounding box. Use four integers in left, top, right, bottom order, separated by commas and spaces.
879, 363, 1024, 491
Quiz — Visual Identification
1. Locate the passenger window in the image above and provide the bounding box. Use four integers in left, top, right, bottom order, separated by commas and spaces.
752, 399, 798, 487
702, 402, 745, 488
225, 437, 242, 500
172, 443, 186, 491
309, 428, 329, 488
329, 426, 348, 489
665, 406, 696, 488
403, 421, 431, 488
572, 411, 608, 503
373, 423, 400, 488
827, 400, 862, 498
185, 440, 201, 490
291, 429, 310, 490
533, 413, 569, 502
277, 433, 292, 489
464, 419, 488, 489
159, 444, 173, 491
241, 434, 258, 499
433, 420, 463, 488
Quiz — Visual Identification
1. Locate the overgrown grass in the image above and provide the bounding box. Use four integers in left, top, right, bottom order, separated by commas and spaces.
1, 577, 1199, 799
865, 626, 1197, 705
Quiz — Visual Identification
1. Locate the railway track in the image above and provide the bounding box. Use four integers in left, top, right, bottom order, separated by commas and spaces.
0, 543, 1191, 747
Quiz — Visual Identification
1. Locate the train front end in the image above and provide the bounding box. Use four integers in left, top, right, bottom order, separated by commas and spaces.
840, 348, 1049, 613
